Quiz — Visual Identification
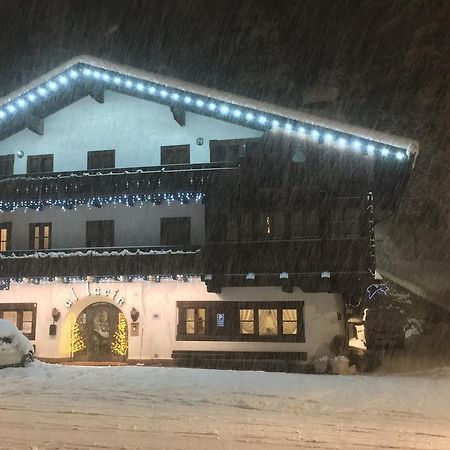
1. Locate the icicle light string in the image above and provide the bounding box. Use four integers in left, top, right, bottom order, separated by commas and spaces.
0, 63, 409, 161
0, 192, 205, 212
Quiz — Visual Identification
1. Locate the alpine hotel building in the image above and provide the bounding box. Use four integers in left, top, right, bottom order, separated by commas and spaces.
0, 56, 418, 370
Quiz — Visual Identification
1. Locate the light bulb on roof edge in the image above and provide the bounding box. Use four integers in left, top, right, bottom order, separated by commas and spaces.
171, 93, 180, 100
324, 133, 334, 142
69, 69, 78, 79
396, 151, 405, 160
0, 111, 6, 119
258, 115, 267, 124
245, 112, 254, 121
381, 147, 390, 157
233, 109, 241, 118
220, 105, 229, 114
93, 71, 101, 79
17, 99, 27, 108
125, 80, 133, 88
102, 73, 110, 82
338, 137, 347, 147
196, 99, 204, 107
6, 104, 16, 113
208, 103, 216, 111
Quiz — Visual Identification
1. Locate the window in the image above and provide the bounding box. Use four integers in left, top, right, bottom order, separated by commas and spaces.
0, 154, 14, 177
160, 217, 191, 246
27, 154, 53, 174
210, 141, 240, 163
209, 139, 259, 163
0, 303, 37, 339
186, 308, 206, 335
282, 309, 298, 335
86, 220, 114, 248
160, 145, 190, 165
87, 150, 115, 170
258, 309, 278, 335
0, 222, 11, 251
239, 309, 254, 334
177, 301, 304, 342
29, 223, 51, 250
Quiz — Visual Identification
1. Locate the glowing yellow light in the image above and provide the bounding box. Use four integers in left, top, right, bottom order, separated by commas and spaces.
111, 313, 128, 356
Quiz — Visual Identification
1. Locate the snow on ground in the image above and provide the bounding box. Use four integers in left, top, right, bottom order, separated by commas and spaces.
1, 362, 449, 449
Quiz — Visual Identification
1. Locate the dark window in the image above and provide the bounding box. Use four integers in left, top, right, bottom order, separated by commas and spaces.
160, 217, 191, 246
0, 303, 37, 340
160, 145, 190, 165
210, 141, 240, 163
0, 154, 14, 177
86, 220, 114, 248
87, 150, 115, 170
0, 222, 12, 251
29, 223, 51, 250
27, 154, 53, 174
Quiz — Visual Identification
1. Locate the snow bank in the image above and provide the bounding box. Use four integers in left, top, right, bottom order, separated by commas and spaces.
1, 361, 449, 421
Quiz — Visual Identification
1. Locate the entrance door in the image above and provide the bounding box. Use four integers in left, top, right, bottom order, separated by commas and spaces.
73, 302, 128, 362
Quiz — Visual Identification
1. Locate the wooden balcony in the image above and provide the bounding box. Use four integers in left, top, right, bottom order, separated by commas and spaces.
0, 246, 202, 278
0, 162, 238, 204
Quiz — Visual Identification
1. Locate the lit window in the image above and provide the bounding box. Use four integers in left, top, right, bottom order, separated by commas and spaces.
258, 309, 277, 335
30, 223, 52, 250
239, 309, 254, 334
186, 308, 205, 335
3, 311, 17, 327
0, 223, 11, 251
0, 304, 36, 339
282, 309, 297, 335
22, 311, 33, 334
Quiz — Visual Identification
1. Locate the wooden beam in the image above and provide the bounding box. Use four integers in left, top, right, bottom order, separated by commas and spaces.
90, 88, 104, 104
26, 114, 44, 136
170, 105, 185, 126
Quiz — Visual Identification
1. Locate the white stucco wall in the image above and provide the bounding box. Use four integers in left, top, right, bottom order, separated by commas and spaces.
0, 202, 204, 249
0, 90, 262, 173
0, 282, 344, 362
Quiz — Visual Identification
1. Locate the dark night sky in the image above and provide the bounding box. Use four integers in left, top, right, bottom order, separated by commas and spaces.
0, 0, 449, 282
1, 0, 445, 113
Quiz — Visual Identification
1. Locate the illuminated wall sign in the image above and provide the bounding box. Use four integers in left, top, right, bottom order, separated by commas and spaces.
64, 282, 125, 308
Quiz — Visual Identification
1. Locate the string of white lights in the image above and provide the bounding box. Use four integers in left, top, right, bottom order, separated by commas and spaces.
0, 63, 409, 161
0, 192, 205, 212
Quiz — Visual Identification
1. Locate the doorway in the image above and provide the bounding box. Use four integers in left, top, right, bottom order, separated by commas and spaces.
73, 302, 128, 362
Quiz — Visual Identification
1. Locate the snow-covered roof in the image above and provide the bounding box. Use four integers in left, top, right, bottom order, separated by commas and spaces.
0, 55, 419, 162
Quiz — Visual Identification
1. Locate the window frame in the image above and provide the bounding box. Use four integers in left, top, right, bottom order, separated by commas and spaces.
160, 217, 191, 246
160, 144, 190, 165
0, 222, 12, 252
87, 149, 116, 170
0, 154, 14, 177
86, 220, 115, 248
0, 303, 37, 340
29, 223, 52, 250
26, 154, 54, 174
177, 301, 305, 342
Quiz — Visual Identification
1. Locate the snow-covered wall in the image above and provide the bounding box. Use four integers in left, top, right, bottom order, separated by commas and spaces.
0, 282, 344, 362
1, 202, 204, 249
0, 91, 262, 173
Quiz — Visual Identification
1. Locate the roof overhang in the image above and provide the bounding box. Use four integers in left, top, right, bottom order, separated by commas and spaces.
0, 55, 419, 165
